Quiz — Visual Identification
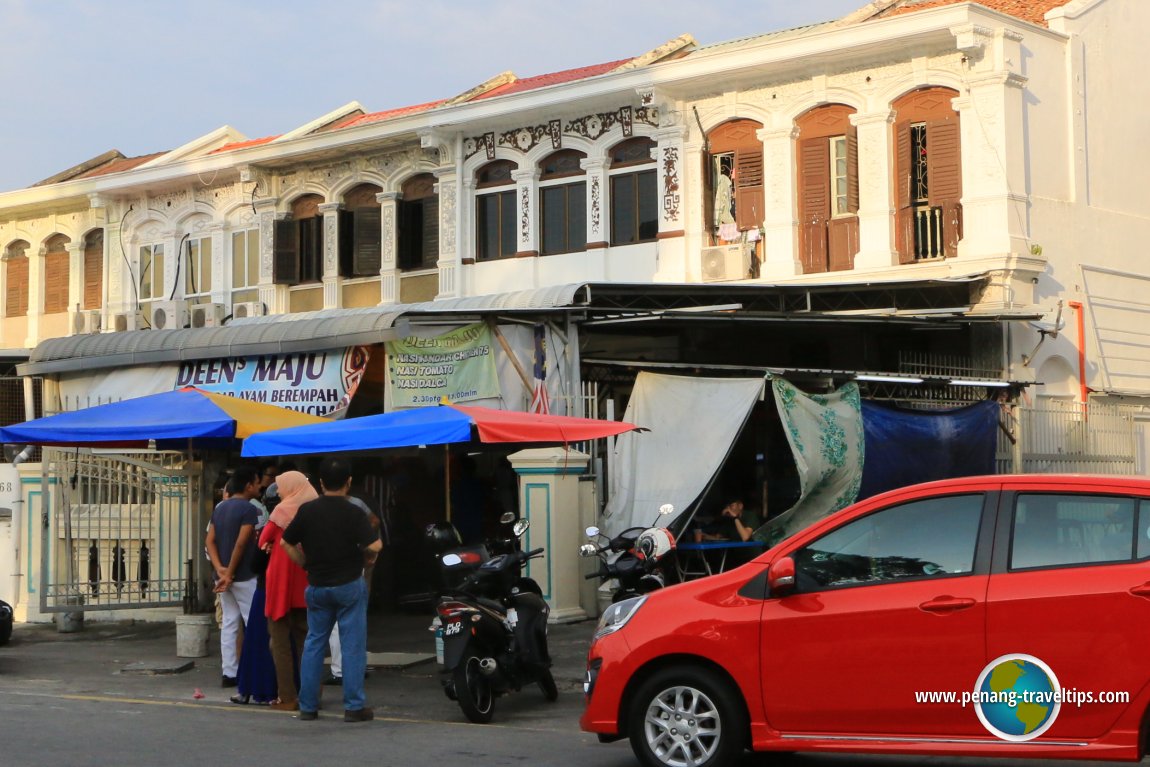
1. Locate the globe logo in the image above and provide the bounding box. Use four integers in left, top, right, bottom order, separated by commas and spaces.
973, 654, 1061, 741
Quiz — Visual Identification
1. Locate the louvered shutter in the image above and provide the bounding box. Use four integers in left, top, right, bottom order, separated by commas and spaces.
353, 207, 383, 276
734, 149, 764, 231
927, 119, 963, 258
421, 197, 439, 269
5, 258, 28, 317
846, 124, 859, 215
799, 138, 830, 274
44, 252, 69, 313
273, 219, 300, 284
894, 122, 915, 264
338, 210, 354, 278
83, 246, 102, 310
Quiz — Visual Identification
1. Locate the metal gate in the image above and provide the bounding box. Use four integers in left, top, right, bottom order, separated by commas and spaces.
40, 448, 202, 612
997, 399, 1137, 475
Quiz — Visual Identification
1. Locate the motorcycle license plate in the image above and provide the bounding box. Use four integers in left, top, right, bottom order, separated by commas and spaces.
444, 619, 464, 637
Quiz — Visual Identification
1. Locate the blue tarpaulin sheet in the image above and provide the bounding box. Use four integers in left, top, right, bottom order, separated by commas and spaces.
858, 400, 1000, 500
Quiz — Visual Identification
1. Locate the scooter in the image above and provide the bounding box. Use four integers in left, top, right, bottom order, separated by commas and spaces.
431, 516, 556, 723
580, 503, 677, 603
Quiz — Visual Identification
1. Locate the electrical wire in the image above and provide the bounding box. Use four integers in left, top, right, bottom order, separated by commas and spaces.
169, 233, 189, 301
118, 205, 140, 311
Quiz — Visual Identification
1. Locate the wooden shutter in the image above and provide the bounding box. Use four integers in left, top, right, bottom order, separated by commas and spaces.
421, 197, 439, 269
798, 138, 830, 274
894, 122, 915, 264
44, 252, 69, 314
846, 124, 859, 215
338, 209, 354, 278
927, 119, 963, 258
5, 258, 28, 317
83, 246, 102, 310
352, 207, 382, 276
734, 149, 764, 231
272, 219, 300, 284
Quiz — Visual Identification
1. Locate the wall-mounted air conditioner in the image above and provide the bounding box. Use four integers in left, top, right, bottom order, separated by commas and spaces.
701, 245, 750, 283
112, 311, 144, 332
190, 303, 227, 329
149, 300, 189, 330
71, 310, 102, 335
232, 301, 267, 319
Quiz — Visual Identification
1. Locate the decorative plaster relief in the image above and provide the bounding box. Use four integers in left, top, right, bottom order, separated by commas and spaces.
382, 206, 395, 265
662, 147, 680, 222
324, 212, 337, 271
520, 186, 531, 244
590, 177, 601, 235
439, 182, 457, 254
259, 214, 275, 279
463, 106, 661, 159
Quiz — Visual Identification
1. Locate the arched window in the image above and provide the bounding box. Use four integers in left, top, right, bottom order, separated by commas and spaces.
182, 225, 213, 305
398, 175, 438, 271
608, 137, 657, 246
892, 87, 962, 261
476, 160, 518, 261
43, 234, 71, 314
539, 150, 586, 256
796, 104, 859, 274
706, 119, 764, 241
83, 230, 103, 310
273, 194, 324, 284
4, 240, 29, 317
342, 183, 384, 277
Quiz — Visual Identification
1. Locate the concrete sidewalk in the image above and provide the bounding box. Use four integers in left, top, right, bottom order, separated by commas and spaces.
0, 609, 596, 711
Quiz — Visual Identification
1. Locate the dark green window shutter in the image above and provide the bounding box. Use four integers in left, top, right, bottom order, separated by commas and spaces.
273, 219, 299, 284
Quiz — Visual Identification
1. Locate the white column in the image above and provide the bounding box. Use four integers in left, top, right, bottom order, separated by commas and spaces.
65, 242, 84, 317
255, 198, 287, 314
655, 125, 688, 281
160, 230, 180, 301
434, 169, 459, 299
318, 201, 342, 309
377, 191, 399, 305
580, 159, 608, 250
757, 126, 801, 279
512, 169, 540, 258
508, 447, 592, 624
208, 224, 226, 303
851, 110, 898, 270
105, 203, 129, 316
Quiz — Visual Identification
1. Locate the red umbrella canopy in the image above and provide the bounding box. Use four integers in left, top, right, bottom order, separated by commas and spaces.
449, 404, 639, 444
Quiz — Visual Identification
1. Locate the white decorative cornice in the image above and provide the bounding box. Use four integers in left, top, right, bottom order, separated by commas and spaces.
317, 202, 343, 213
950, 24, 994, 54
756, 126, 799, 142
850, 110, 895, 127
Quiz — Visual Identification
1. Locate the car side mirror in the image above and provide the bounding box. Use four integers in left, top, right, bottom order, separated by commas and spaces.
768, 556, 796, 597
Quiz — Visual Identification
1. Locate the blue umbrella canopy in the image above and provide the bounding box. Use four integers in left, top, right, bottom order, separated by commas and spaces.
0, 387, 324, 448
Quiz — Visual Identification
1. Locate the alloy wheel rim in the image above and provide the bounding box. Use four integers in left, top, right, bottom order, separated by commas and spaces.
642, 685, 721, 767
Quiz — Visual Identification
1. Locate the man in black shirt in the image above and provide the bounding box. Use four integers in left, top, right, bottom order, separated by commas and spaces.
281, 457, 381, 722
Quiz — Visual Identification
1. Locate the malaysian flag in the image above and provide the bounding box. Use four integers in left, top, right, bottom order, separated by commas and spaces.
530, 323, 550, 414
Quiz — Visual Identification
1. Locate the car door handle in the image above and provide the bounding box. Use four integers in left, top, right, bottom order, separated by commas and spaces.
1129, 583, 1150, 598
919, 596, 977, 613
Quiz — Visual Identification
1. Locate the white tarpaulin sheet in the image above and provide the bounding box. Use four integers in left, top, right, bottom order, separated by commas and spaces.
602, 372, 764, 537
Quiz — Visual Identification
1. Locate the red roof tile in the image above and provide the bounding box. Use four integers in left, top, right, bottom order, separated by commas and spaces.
470, 58, 633, 101
210, 135, 279, 154
871, 0, 1067, 27
73, 152, 169, 180
335, 99, 448, 130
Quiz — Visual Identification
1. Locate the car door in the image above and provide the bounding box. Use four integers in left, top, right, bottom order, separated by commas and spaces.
761, 491, 993, 737
985, 488, 1150, 740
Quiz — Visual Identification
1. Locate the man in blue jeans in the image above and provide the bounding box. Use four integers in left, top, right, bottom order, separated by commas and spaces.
281, 457, 382, 722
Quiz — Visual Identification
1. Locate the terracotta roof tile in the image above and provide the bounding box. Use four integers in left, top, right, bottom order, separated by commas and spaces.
872, 0, 1067, 27
469, 58, 633, 101
73, 151, 169, 180
334, 99, 448, 130
210, 136, 279, 154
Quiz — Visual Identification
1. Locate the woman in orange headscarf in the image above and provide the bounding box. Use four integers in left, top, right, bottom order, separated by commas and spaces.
258, 470, 317, 711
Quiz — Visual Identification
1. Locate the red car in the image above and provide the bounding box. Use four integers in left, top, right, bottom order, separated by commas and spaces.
581, 475, 1150, 766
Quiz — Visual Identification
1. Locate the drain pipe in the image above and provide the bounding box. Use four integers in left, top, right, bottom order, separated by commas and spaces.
1067, 301, 1088, 411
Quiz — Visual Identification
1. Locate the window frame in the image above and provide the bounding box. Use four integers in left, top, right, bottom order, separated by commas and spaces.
231, 228, 260, 306
4, 241, 30, 318
474, 160, 519, 262
538, 150, 587, 257
607, 137, 657, 247
1005, 492, 1145, 572
138, 243, 166, 304
183, 235, 213, 305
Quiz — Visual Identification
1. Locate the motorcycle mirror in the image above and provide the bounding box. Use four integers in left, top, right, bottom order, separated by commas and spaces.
585, 525, 600, 538
513, 519, 530, 537
441, 553, 463, 567
579, 543, 598, 557
658, 503, 675, 516
499, 511, 516, 525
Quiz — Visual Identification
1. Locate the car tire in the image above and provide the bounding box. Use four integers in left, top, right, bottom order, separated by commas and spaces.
628, 665, 746, 767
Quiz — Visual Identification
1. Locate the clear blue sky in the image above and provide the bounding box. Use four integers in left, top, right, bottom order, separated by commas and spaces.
0, 0, 866, 193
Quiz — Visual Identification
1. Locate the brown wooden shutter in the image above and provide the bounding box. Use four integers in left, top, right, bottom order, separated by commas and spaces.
926, 119, 963, 258
846, 124, 859, 215
799, 138, 830, 274
338, 209, 354, 278
273, 219, 300, 284
6, 258, 28, 317
352, 207, 382, 276
421, 197, 439, 269
84, 247, 102, 310
734, 149, 764, 231
44, 252, 69, 313
894, 122, 915, 264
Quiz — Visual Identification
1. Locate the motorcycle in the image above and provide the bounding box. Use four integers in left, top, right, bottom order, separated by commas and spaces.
580, 503, 677, 603
430, 515, 556, 723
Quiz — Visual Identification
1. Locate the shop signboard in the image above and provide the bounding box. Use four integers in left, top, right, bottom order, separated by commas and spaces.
385, 323, 500, 406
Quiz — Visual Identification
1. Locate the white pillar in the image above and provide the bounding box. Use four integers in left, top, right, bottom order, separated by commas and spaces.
435, 169, 459, 299
508, 447, 591, 624
580, 158, 608, 251
512, 169, 540, 259
65, 241, 85, 319
208, 224, 226, 303
655, 125, 688, 281
851, 110, 898, 270
757, 126, 801, 279
377, 191, 399, 305
255, 198, 287, 314
318, 201, 343, 309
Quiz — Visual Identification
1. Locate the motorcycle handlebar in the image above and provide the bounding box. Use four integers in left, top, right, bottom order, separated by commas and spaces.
525, 548, 545, 558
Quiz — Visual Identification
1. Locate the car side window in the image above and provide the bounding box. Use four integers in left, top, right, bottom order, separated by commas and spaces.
1011, 493, 1138, 570
793, 494, 984, 591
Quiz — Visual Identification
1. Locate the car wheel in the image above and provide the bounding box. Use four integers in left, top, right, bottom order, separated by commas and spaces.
628, 666, 746, 767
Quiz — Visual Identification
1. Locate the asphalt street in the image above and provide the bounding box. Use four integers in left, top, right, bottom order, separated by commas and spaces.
0, 616, 1143, 767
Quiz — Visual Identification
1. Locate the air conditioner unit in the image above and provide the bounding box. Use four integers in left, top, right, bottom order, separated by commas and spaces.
190, 302, 227, 329
701, 245, 750, 283
232, 301, 267, 319
112, 311, 144, 332
149, 300, 189, 330
71, 310, 102, 335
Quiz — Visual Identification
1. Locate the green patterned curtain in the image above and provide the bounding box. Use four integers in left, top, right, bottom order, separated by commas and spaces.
759, 377, 865, 545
